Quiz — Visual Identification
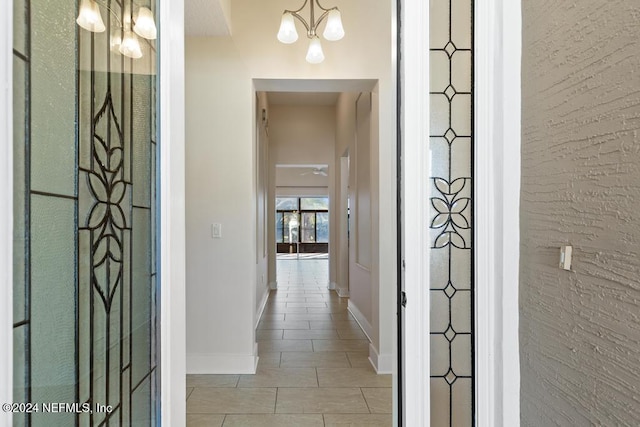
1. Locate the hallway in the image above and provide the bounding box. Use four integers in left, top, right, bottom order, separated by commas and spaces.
185, 259, 392, 426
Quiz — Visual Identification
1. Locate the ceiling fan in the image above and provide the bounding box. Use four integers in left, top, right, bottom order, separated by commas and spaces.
300, 167, 328, 177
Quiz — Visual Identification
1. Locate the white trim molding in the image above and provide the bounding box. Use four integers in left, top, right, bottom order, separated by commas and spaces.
347, 300, 374, 341
159, 0, 187, 425
0, 1, 13, 425
475, 0, 521, 426
346, 301, 392, 374
186, 353, 258, 375
369, 344, 393, 374
336, 286, 349, 298
255, 288, 270, 329
401, 0, 431, 424
269, 281, 277, 290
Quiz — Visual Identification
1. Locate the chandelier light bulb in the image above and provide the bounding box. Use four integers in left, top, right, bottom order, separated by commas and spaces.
119, 30, 143, 59
322, 9, 344, 41
133, 7, 157, 40
76, 0, 106, 33
277, 12, 299, 44
306, 36, 325, 64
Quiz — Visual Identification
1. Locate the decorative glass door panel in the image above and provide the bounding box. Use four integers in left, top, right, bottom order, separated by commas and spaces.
13, 0, 159, 425
429, 0, 474, 425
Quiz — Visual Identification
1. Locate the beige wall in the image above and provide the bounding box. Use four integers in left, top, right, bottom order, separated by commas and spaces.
185, 38, 257, 372
345, 92, 373, 332
255, 92, 270, 315
270, 106, 335, 165
355, 93, 372, 270
521, 1, 640, 424
275, 167, 329, 196
334, 90, 389, 369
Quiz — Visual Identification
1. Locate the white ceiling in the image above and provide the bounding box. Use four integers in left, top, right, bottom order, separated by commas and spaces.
268, 92, 340, 106
185, 0, 231, 36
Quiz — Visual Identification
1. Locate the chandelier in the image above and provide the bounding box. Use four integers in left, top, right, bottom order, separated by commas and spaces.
277, 0, 345, 64
76, 0, 157, 59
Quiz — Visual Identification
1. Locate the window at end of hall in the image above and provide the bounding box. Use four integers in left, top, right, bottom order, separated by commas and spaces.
276, 197, 329, 244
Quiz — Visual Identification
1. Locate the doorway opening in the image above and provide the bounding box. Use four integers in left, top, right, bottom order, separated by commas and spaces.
249, 84, 393, 424
254, 82, 391, 378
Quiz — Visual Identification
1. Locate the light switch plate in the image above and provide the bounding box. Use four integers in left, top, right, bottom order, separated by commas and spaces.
560, 245, 572, 270
212, 223, 222, 238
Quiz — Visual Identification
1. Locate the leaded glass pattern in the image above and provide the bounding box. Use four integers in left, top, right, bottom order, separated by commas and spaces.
429, 0, 474, 425
13, 0, 159, 425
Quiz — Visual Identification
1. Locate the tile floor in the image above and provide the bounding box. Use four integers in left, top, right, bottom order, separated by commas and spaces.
186, 258, 393, 427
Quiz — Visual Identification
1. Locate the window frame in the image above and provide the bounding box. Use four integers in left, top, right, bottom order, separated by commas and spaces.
275, 197, 329, 244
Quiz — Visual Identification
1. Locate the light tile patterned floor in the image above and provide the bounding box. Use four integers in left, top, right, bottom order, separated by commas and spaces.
186, 258, 393, 426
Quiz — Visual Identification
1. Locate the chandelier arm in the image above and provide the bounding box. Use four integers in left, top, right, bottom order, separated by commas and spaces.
313, 9, 332, 29
314, 0, 334, 12
94, 0, 123, 26
290, 11, 312, 36
288, 0, 310, 15
94, 0, 156, 29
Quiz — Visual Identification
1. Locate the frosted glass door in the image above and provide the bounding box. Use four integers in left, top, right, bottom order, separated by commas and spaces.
429, 0, 474, 425
13, 0, 159, 425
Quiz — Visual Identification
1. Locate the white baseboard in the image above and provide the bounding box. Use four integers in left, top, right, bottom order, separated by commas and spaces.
253, 342, 260, 371
328, 281, 336, 290
336, 287, 349, 297
255, 288, 270, 329
347, 301, 373, 342
269, 281, 277, 290
347, 301, 391, 373
368, 343, 393, 374
187, 353, 258, 374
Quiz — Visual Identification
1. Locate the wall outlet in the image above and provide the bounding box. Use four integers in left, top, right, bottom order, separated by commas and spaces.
560, 245, 572, 270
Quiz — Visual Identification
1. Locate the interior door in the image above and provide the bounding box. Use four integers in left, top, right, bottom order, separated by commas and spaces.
12, 1, 160, 425
399, 0, 475, 425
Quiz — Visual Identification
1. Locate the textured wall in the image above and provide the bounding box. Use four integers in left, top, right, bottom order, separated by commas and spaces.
521, 1, 640, 425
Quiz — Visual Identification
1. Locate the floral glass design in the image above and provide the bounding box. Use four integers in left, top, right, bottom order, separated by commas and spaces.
12, 0, 159, 425
429, 0, 475, 425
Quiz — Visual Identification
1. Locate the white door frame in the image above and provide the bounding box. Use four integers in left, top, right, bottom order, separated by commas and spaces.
400, 0, 431, 424
158, 0, 187, 425
0, 0, 187, 425
401, 0, 521, 425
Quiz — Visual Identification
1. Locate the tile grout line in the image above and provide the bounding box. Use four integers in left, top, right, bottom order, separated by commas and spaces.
360, 387, 373, 414
274, 387, 279, 414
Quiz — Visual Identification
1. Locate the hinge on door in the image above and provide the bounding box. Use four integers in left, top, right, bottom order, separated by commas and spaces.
401, 291, 407, 307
